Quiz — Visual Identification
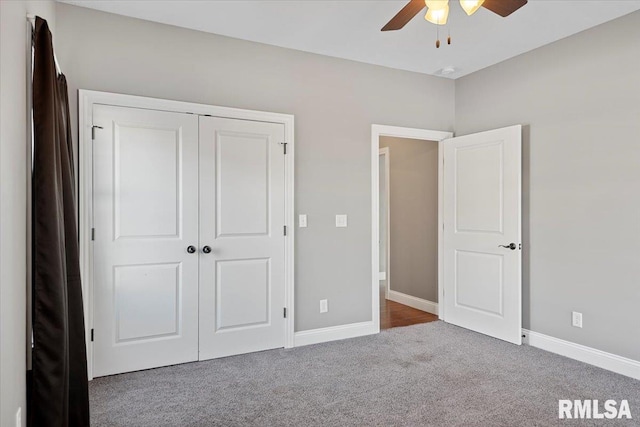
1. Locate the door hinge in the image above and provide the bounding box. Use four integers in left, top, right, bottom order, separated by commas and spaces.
279, 142, 288, 155
91, 228, 95, 241
283, 225, 287, 236
90, 329, 94, 342
91, 125, 103, 140
283, 307, 287, 318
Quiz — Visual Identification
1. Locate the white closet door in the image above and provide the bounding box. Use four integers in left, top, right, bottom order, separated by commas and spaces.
92, 105, 199, 377
198, 116, 286, 360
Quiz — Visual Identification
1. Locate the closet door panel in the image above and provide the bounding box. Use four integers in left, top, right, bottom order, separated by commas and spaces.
92, 105, 199, 377
198, 116, 286, 360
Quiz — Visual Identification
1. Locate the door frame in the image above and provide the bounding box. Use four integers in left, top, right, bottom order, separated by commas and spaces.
371, 125, 453, 332
378, 147, 391, 300
79, 90, 295, 380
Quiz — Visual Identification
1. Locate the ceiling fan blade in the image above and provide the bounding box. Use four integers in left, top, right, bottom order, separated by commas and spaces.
381, 0, 426, 31
482, 0, 528, 17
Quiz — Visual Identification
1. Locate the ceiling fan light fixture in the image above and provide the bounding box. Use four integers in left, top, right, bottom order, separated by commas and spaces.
424, 2, 450, 25
460, 0, 485, 16
425, 0, 448, 9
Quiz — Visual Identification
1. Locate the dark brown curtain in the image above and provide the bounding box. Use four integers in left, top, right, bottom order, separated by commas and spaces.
30, 16, 90, 427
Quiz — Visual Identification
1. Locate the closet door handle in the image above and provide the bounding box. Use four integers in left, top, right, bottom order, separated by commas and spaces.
202, 246, 212, 254
187, 245, 196, 254
498, 243, 517, 250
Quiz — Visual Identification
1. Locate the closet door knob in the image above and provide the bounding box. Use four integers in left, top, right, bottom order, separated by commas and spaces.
187, 245, 196, 254
498, 243, 517, 250
202, 246, 212, 254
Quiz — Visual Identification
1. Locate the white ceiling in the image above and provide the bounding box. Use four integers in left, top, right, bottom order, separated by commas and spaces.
59, 0, 640, 78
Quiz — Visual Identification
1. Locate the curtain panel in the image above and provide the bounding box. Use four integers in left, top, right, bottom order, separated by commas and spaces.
30, 16, 90, 427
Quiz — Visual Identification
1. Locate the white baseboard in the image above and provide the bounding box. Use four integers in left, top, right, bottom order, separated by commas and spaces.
522, 329, 640, 381
387, 290, 438, 316
294, 321, 377, 347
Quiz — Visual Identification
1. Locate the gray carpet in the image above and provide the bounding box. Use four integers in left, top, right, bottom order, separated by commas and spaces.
90, 321, 640, 426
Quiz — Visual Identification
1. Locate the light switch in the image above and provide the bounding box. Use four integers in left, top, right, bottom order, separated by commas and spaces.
299, 214, 307, 228
335, 214, 348, 228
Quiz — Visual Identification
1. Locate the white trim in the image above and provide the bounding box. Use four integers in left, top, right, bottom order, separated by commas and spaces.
373, 125, 452, 142
522, 329, 640, 381
378, 147, 390, 300
387, 290, 438, 316
294, 321, 376, 347
79, 90, 295, 380
437, 139, 445, 320
283, 109, 295, 351
26, 18, 34, 370
79, 92, 94, 379
378, 272, 387, 281
371, 125, 452, 331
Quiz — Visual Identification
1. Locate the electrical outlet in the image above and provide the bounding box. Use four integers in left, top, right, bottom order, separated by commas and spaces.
16, 407, 21, 427
335, 215, 348, 228
320, 299, 328, 313
572, 311, 583, 328
299, 214, 307, 228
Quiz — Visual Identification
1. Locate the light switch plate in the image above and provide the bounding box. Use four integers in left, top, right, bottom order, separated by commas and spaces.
299, 214, 307, 228
320, 299, 328, 313
335, 214, 348, 228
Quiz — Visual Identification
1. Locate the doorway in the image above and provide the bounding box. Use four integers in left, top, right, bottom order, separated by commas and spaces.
371, 124, 523, 344
378, 136, 440, 329
371, 125, 452, 332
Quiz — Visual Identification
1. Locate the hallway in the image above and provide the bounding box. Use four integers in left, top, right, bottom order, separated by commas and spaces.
379, 285, 438, 330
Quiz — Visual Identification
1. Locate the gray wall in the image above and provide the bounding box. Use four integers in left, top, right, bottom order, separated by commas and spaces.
379, 137, 439, 302
379, 154, 387, 275
54, 3, 455, 332
0, 2, 56, 426
455, 11, 640, 361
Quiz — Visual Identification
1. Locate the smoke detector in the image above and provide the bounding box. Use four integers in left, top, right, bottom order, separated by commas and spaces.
440, 66, 457, 75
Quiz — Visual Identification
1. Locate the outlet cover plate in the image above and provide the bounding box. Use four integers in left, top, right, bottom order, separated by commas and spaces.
572, 311, 583, 328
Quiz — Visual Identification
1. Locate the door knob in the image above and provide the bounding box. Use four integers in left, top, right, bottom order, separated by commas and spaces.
202, 246, 212, 254
498, 243, 517, 250
187, 245, 196, 254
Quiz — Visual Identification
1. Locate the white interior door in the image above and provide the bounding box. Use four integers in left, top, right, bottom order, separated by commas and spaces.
443, 125, 522, 344
92, 105, 199, 376
198, 116, 286, 360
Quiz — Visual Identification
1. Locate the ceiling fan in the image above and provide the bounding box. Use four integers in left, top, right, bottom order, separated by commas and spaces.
381, 0, 528, 31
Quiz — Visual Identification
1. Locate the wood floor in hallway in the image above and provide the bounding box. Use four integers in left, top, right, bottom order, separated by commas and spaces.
380, 285, 438, 330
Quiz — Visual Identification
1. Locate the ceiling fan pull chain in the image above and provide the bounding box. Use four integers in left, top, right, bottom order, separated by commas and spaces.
448, 27, 451, 45
436, 25, 440, 48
